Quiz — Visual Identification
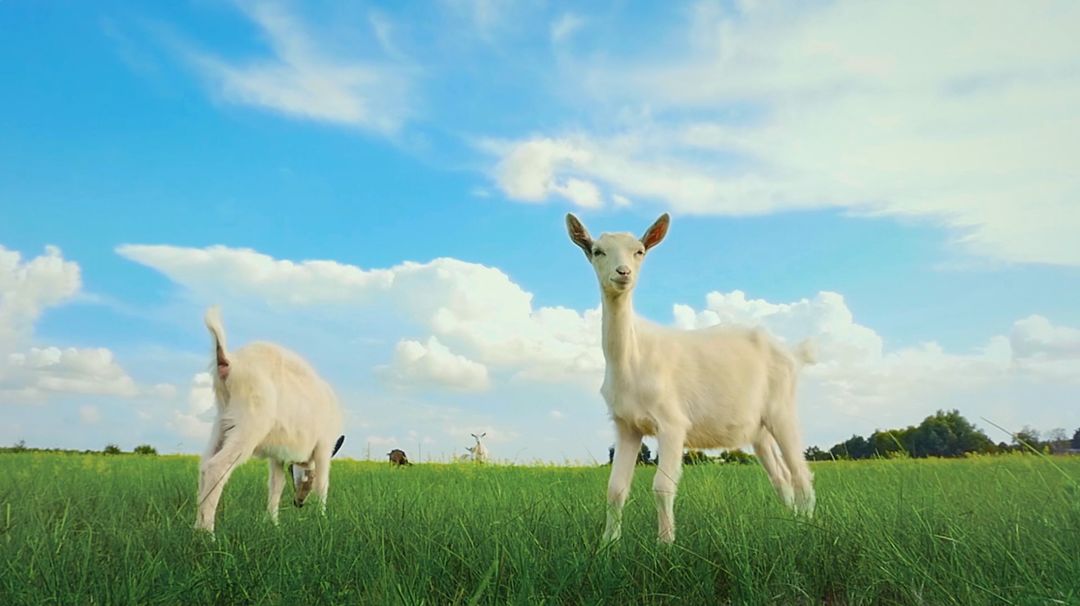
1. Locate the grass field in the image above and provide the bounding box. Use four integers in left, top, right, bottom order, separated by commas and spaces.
2, 453, 1078, 605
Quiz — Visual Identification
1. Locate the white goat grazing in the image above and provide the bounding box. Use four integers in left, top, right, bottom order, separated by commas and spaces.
566, 213, 817, 544
466, 432, 488, 463
196, 307, 345, 533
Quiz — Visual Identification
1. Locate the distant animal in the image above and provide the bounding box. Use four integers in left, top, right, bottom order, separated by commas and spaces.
387, 449, 411, 466
566, 213, 816, 544
467, 432, 488, 463
196, 307, 346, 534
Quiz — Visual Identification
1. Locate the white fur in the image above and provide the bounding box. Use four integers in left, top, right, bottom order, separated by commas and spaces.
566, 213, 816, 544
467, 432, 488, 463
195, 307, 344, 533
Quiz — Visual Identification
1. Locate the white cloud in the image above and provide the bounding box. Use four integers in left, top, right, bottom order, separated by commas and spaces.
4, 347, 138, 398
0, 245, 80, 351
118, 244, 605, 386
186, 2, 411, 134
1010, 315, 1080, 381
0, 245, 148, 401
378, 336, 490, 392
489, 138, 603, 208
79, 405, 101, 425
551, 178, 602, 209
549, 409, 564, 420
169, 372, 215, 442
487, 1, 1080, 265
1011, 315, 1080, 359
550, 13, 585, 43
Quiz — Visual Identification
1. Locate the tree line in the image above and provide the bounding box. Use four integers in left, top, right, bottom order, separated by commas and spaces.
805, 410, 1080, 461
0, 440, 158, 456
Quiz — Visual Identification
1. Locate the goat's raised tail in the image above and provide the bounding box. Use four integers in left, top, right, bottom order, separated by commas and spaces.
794, 339, 817, 366
204, 306, 230, 379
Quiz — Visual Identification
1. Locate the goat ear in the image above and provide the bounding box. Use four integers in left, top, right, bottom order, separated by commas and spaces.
565, 213, 593, 258
641, 213, 670, 251
332, 435, 345, 457
481, 433, 487, 438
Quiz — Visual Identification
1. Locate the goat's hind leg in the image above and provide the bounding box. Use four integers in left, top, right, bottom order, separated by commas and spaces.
753, 430, 795, 510
195, 429, 261, 533
769, 415, 815, 517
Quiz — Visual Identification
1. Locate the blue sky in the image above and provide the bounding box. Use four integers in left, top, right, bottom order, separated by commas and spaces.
2, 1, 1079, 461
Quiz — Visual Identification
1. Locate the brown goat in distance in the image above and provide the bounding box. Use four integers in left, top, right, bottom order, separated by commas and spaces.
387, 449, 411, 466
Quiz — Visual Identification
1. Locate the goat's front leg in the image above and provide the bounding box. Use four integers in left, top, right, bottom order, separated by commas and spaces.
267, 459, 286, 525
653, 426, 686, 544
603, 421, 642, 545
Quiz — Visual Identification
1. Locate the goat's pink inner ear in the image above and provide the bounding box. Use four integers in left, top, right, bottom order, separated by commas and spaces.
641, 213, 670, 250
217, 362, 230, 379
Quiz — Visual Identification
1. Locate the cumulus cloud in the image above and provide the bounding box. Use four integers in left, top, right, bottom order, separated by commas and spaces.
378, 336, 490, 392
1010, 315, 1080, 381
0, 245, 146, 401
169, 372, 215, 442
4, 347, 138, 399
118, 244, 605, 386
486, 1, 1080, 265
185, 2, 412, 134
489, 138, 603, 208
0, 245, 80, 350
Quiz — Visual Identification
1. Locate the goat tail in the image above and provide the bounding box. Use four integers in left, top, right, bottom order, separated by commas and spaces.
204, 306, 230, 379
794, 339, 817, 366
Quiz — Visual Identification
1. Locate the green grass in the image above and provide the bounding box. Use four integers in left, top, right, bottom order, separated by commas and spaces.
2, 453, 1078, 605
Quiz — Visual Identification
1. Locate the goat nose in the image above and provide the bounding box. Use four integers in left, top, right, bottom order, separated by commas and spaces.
616, 265, 631, 276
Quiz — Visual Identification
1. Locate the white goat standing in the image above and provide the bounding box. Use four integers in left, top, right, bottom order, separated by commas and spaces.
196, 307, 345, 533
566, 213, 817, 544
466, 432, 488, 463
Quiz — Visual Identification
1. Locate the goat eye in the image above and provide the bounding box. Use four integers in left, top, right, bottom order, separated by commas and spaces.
593, 249, 605, 256
635, 250, 645, 256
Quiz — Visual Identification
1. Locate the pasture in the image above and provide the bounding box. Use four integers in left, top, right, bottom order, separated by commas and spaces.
2, 453, 1078, 605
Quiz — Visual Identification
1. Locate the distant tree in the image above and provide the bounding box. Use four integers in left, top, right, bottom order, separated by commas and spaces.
638, 443, 655, 465
683, 449, 710, 465
12, 440, 27, 453
133, 444, 157, 455
869, 429, 909, 458
831, 434, 872, 460
813, 410, 996, 461
1013, 426, 1042, 452
804, 446, 830, 461
716, 449, 755, 465
1072, 428, 1080, 450
607, 443, 656, 465
103, 444, 123, 455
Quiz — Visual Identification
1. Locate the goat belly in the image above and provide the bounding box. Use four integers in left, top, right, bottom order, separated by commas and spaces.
257, 443, 308, 463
